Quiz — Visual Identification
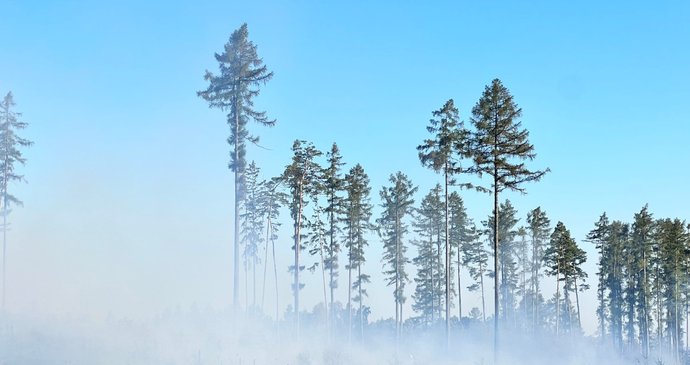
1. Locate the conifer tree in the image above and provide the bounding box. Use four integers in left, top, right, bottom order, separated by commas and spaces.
526, 207, 550, 331
448, 191, 471, 320
462, 222, 488, 321
631, 205, 654, 357
378, 172, 417, 340
544, 222, 586, 335
587, 213, 611, 341
418, 99, 472, 342
282, 140, 322, 333
656, 218, 689, 360
259, 177, 286, 319
198, 23, 275, 307
412, 185, 446, 324
240, 161, 264, 309
484, 200, 519, 324
0, 92, 33, 310
323, 143, 346, 323
469, 79, 548, 351
343, 164, 373, 341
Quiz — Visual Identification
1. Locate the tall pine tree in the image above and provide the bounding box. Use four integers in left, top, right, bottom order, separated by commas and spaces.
197, 24, 275, 307
469, 79, 548, 353
378, 171, 417, 341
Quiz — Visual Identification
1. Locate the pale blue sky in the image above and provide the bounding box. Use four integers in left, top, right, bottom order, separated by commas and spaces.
1, 1, 688, 334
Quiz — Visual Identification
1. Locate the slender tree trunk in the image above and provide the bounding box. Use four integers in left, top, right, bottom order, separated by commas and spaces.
458, 239, 462, 321
556, 265, 560, 336
294, 181, 304, 335
272, 227, 279, 321
444, 167, 450, 348
319, 231, 329, 329
575, 277, 582, 331
430, 233, 435, 323
480, 261, 486, 322
1, 194, 6, 312
348, 225, 353, 344
642, 249, 649, 361
261, 217, 270, 312
358, 260, 363, 341
395, 210, 400, 344
493, 178, 499, 359
329, 207, 336, 327
233, 111, 240, 310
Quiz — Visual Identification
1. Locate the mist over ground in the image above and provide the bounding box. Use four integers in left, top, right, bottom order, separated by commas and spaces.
0, 309, 647, 365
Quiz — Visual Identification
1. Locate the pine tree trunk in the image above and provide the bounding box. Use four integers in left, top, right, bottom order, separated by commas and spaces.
233, 111, 240, 310
444, 167, 450, 348
1, 194, 6, 312
493, 177, 499, 358
272, 225, 279, 321
329, 207, 336, 327
294, 181, 304, 335
575, 277, 582, 331
359, 260, 363, 341
480, 261, 486, 322
319, 232, 329, 329
458, 240, 462, 322
261, 217, 270, 312
395, 210, 400, 344
348, 225, 353, 344
556, 264, 560, 336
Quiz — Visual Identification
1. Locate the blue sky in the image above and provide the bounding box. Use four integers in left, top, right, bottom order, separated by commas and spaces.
1, 1, 688, 334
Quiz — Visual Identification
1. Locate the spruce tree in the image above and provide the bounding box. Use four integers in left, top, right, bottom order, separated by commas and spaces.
197, 23, 275, 307
343, 164, 373, 341
469, 79, 548, 351
418, 99, 472, 342
282, 140, 322, 333
378, 171, 417, 340
0, 92, 33, 311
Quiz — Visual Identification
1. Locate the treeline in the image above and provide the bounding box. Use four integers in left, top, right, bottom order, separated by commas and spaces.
198, 23, 690, 364
588, 208, 690, 362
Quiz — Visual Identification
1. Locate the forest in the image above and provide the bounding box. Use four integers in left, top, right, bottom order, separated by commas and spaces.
1, 8, 689, 365
193, 23, 688, 365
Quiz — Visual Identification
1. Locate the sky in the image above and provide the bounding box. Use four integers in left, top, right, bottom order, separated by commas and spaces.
0, 1, 689, 336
